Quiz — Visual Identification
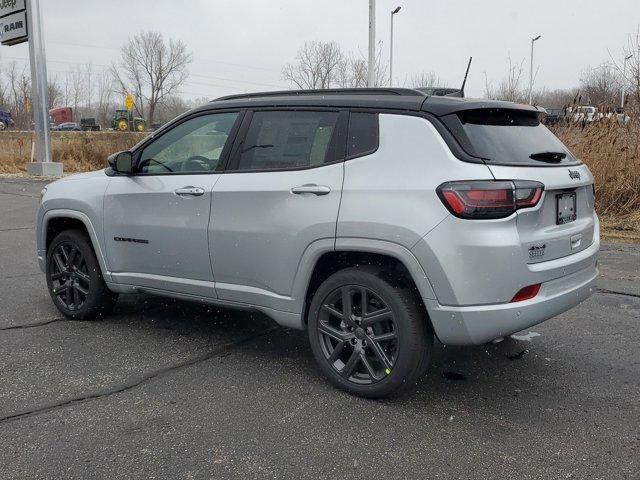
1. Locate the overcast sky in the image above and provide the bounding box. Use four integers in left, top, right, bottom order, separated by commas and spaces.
2, 0, 639, 100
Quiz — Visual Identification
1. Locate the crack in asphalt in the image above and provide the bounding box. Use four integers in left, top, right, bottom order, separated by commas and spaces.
0, 226, 32, 232
597, 288, 640, 299
0, 326, 277, 424
0, 318, 65, 331
0, 191, 38, 198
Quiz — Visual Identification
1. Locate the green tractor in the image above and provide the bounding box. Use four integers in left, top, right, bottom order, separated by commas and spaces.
111, 110, 147, 132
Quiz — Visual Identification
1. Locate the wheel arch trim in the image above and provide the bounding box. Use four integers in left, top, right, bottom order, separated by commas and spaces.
40, 209, 111, 281
290, 238, 438, 328
333, 238, 437, 302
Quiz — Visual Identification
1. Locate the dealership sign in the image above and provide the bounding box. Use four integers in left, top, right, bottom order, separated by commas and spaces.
0, 0, 28, 46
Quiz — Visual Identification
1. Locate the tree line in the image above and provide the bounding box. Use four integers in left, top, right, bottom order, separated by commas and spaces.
0, 31, 194, 130
1, 31, 639, 131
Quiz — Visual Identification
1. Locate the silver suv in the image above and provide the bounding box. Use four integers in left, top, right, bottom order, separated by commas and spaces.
37, 88, 599, 397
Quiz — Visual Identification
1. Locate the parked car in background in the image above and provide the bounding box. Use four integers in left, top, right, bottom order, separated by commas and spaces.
572, 106, 599, 123
51, 122, 82, 131
0, 110, 15, 130
543, 108, 567, 125
80, 118, 101, 131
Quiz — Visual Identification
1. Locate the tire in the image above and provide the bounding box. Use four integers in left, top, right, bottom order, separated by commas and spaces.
307, 266, 433, 398
0, 121, 5, 131
116, 119, 129, 131
135, 121, 146, 132
46, 229, 117, 320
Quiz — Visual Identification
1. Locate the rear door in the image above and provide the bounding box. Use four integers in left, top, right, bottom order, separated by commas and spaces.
446, 108, 596, 264
210, 109, 346, 309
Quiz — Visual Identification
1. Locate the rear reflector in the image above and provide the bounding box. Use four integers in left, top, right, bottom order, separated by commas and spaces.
437, 180, 544, 219
510, 284, 541, 303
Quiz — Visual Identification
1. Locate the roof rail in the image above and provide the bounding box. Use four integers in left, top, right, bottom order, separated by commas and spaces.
214, 88, 426, 102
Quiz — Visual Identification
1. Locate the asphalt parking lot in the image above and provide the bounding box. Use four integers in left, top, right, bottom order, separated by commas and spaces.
1, 177, 639, 480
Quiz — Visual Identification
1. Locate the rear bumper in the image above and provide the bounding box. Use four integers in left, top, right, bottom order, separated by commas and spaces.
426, 261, 598, 345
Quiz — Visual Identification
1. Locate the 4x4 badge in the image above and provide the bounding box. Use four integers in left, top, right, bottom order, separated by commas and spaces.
568, 169, 581, 180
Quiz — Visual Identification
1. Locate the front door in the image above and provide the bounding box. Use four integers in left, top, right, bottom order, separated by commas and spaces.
210, 109, 346, 310
103, 111, 241, 297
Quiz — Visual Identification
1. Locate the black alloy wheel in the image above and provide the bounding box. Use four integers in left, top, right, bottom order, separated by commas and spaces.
308, 266, 433, 398
46, 229, 117, 319
49, 241, 91, 311
317, 285, 398, 384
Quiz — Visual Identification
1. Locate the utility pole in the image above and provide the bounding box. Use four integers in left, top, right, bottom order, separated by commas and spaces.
621, 54, 633, 110
389, 6, 401, 87
529, 35, 541, 105
367, 0, 376, 87
25, 0, 61, 176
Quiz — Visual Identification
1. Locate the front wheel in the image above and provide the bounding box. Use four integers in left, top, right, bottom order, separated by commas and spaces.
307, 266, 433, 398
46, 229, 117, 320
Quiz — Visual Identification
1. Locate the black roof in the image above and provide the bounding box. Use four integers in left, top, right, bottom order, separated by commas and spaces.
200, 88, 543, 117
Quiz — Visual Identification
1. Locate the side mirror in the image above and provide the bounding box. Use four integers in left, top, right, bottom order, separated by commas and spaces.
108, 151, 133, 174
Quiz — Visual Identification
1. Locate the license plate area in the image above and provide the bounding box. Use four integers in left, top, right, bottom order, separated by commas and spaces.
556, 192, 577, 225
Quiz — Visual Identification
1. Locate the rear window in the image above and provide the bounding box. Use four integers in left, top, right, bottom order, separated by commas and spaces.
450, 109, 581, 166
236, 111, 339, 171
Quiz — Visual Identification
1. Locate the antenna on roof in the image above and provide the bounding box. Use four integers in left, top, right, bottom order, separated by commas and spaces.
460, 57, 473, 97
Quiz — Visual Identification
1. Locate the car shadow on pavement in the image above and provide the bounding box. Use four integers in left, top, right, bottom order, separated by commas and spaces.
101, 294, 557, 407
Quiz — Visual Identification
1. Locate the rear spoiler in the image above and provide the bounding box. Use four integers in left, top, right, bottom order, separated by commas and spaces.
422, 97, 547, 117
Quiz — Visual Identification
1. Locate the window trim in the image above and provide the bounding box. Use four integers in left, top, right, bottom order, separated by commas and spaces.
128, 109, 245, 176
222, 108, 349, 174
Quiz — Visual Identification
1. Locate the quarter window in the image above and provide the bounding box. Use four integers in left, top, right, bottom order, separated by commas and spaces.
138, 112, 239, 174
236, 111, 340, 171
347, 112, 378, 158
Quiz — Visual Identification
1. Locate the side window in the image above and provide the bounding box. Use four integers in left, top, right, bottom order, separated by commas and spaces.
347, 112, 378, 158
138, 112, 239, 174
236, 111, 339, 171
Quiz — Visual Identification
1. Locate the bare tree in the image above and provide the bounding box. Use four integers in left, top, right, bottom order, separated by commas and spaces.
94, 71, 115, 127
2, 61, 32, 129
485, 55, 526, 102
281, 41, 346, 89
337, 42, 388, 88
47, 76, 62, 110
579, 62, 620, 108
282, 40, 388, 90
611, 30, 640, 110
409, 71, 442, 88
111, 31, 192, 124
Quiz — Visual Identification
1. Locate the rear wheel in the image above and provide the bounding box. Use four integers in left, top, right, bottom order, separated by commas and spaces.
308, 266, 432, 398
0, 121, 6, 131
46, 230, 117, 320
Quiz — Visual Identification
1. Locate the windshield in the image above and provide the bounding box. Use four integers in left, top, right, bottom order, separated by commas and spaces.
453, 108, 581, 166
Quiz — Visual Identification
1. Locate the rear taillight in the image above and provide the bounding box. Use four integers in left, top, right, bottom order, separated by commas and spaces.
510, 283, 541, 302
437, 180, 544, 219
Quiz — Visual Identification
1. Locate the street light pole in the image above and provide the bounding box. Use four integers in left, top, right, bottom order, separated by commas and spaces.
529, 35, 541, 105
621, 54, 633, 110
368, 0, 376, 87
389, 6, 401, 87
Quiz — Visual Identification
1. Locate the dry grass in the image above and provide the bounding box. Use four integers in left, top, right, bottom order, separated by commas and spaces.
0, 131, 147, 174
1, 122, 638, 241
552, 121, 640, 242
